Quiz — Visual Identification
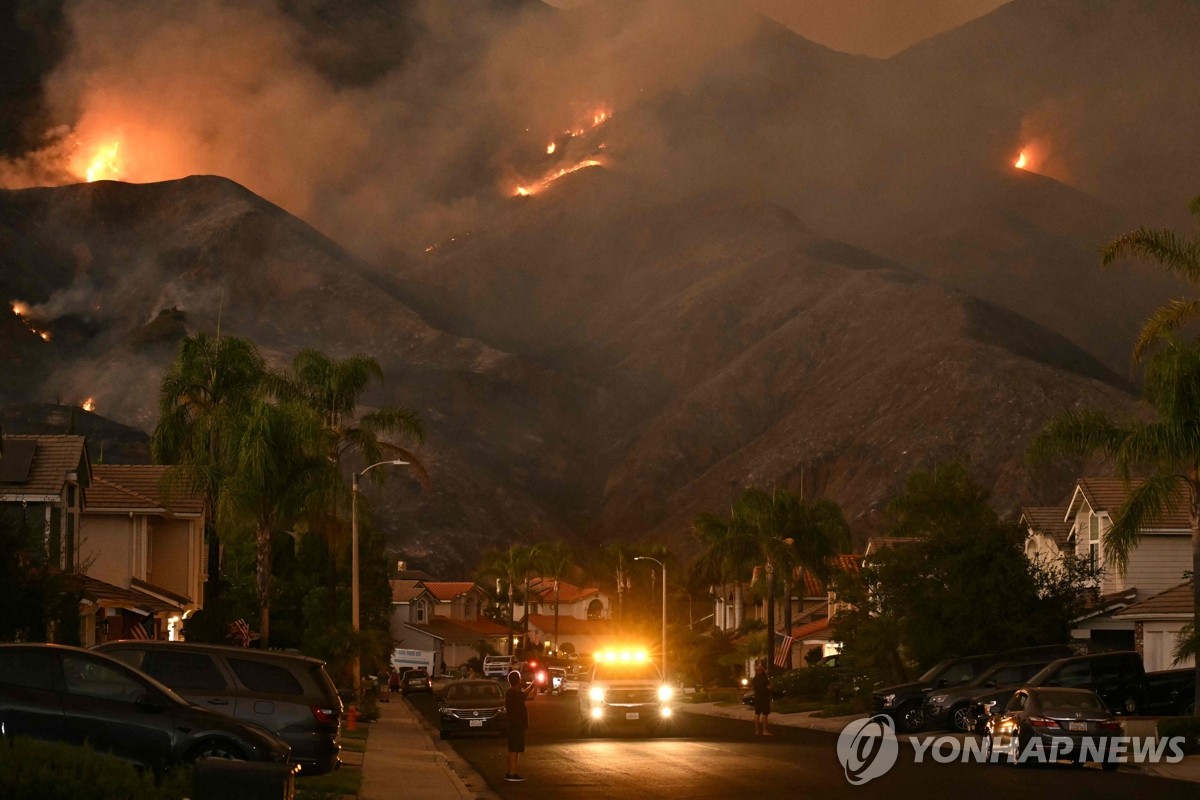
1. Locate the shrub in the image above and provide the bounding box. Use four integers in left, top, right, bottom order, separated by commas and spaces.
1158, 717, 1200, 755
0, 737, 191, 800
772, 667, 840, 701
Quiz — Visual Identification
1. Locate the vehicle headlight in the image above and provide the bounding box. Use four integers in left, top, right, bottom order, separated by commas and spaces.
589, 686, 606, 703
929, 695, 947, 705
658, 685, 673, 702
741, 677, 749, 687
883, 693, 896, 707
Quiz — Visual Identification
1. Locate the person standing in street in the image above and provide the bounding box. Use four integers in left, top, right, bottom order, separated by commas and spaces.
505, 670, 536, 781
752, 660, 773, 736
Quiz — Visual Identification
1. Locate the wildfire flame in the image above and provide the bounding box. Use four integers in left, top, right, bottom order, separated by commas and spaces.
39, 331, 51, 342
515, 186, 533, 197
546, 143, 556, 155
11, 300, 52, 342
513, 159, 603, 198
1014, 150, 1028, 170
85, 141, 122, 182
81, 397, 96, 412
11, 301, 28, 317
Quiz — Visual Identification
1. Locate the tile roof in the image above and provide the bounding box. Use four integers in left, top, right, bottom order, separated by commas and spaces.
406, 617, 508, 642
525, 614, 614, 636
1069, 478, 1191, 529
796, 554, 863, 597
0, 435, 89, 499
1021, 506, 1073, 549
131, 577, 192, 607
864, 536, 919, 556
87, 465, 203, 515
791, 618, 831, 641
527, 578, 601, 604
65, 573, 181, 612
1116, 581, 1194, 619
390, 579, 432, 603
423, 581, 481, 602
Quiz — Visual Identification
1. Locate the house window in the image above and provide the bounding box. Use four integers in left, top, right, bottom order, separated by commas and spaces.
415, 603, 426, 623
1089, 514, 1100, 570
587, 599, 603, 620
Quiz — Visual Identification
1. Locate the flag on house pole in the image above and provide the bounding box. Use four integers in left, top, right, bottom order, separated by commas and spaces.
773, 631, 794, 669
128, 616, 151, 639
230, 618, 252, 648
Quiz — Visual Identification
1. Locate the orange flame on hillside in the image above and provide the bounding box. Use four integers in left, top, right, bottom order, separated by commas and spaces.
85, 141, 122, 182
1014, 150, 1028, 170
11, 301, 28, 317
81, 397, 96, 412
512, 159, 603, 198
546, 143, 556, 155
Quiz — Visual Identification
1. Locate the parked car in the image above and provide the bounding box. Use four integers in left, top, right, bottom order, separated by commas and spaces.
401, 668, 433, 696
967, 650, 1168, 733
873, 653, 1009, 732
561, 671, 583, 694
483, 655, 518, 678
1144, 668, 1196, 716
924, 659, 1057, 733
0, 643, 291, 771
96, 640, 341, 774
431, 670, 463, 697
438, 680, 508, 739
983, 687, 1122, 769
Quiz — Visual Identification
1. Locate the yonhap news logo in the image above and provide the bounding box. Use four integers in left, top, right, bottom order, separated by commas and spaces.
836, 715, 899, 785
835, 716, 1187, 785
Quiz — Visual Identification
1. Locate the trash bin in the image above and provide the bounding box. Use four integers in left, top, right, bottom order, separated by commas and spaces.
192, 758, 301, 800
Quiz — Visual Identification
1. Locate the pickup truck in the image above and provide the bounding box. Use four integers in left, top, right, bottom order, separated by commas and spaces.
578, 652, 673, 735
482, 655, 518, 678
1144, 668, 1196, 716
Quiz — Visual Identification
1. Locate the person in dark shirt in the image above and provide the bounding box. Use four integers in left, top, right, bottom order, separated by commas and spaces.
752, 660, 773, 736
505, 670, 536, 781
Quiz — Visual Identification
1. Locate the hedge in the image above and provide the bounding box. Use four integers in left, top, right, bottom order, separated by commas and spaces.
0, 736, 191, 800
1158, 717, 1200, 756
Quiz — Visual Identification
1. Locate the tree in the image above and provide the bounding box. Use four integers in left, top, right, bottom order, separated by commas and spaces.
152, 334, 266, 608
1030, 337, 1200, 715
478, 545, 537, 656
691, 487, 847, 676
220, 396, 326, 647
535, 541, 575, 655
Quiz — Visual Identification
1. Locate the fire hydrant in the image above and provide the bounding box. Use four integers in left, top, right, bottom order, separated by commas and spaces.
347, 706, 360, 731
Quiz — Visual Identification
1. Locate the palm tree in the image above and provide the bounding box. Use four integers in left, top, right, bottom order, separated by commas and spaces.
221, 396, 327, 647
1101, 194, 1200, 363
279, 350, 427, 612
692, 487, 847, 676
153, 334, 266, 605
478, 545, 536, 656
536, 541, 575, 655
1030, 337, 1200, 714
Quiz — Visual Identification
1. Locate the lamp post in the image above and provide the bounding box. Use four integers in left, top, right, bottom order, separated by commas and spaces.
634, 556, 667, 684
352, 459, 409, 688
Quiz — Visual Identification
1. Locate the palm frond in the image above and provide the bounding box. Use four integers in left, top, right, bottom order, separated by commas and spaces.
1132, 300, 1200, 363
1027, 410, 1127, 465
1105, 473, 1185, 572
361, 407, 425, 444
1101, 228, 1200, 282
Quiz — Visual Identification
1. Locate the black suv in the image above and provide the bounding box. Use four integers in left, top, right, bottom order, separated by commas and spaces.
0, 643, 290, 771
873, 653, 1009, 732
922, 659, 1056, 732
97, 641, 342, 774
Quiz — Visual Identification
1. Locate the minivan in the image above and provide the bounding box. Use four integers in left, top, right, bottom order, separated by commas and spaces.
97, 641, 342, 774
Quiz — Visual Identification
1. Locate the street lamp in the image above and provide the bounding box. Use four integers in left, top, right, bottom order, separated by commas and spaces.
352, 459, 409, 687
634, 556, 667, 685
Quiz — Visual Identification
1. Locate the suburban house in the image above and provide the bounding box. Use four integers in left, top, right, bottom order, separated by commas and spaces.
389, 579, 440, 633
0, 434, 89, 571
511, 578, 612, 656
1021, 478, 1194, 653
389, 578, 509, 672
1114, 581, 1196, 672
78, 464, 206, 645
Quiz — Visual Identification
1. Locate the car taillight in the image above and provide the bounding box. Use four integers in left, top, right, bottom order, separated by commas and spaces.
536, 670, 547, 684
312, 706, 338, 725
1028, 716, 1059, 729
1097, 719, 1122, 732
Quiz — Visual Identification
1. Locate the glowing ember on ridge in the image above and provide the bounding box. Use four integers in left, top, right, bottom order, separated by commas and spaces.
81, 397, 96, 412
11, 300, 28, 317
1014, 150, 1028, 170
513, 159, 603, 197
546, 143, 556, 155
85, 141, 122, 182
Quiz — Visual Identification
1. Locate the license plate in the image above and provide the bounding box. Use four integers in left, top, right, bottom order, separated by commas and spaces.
625, 712, 639, 720
1068, 722, 1087, 732
469, 720, 484, 728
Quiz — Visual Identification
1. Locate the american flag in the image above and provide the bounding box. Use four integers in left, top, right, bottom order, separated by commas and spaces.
230, 618, 252, 648
773, 631, 794, 669
128, 616, 152, 640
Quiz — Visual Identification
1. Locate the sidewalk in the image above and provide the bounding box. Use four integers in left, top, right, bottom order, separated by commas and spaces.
358, 699, 477, 800
677, 701, 1200, 781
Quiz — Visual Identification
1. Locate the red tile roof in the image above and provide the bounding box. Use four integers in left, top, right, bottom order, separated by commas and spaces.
791, 618, 831, 641
87, 465, 202, 515
525, 615, 613, 636
796, 554, 864, 597
1116, 581, 1194, 619
527, 578, 600, 604
406, 617, 508, 642
1070, 478, 1191, 529
390, 579, 433, 603
0, 434, 89, 499
422, 582, 481, 602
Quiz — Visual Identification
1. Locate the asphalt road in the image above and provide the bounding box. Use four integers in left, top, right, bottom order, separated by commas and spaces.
407, 691, 1197, 799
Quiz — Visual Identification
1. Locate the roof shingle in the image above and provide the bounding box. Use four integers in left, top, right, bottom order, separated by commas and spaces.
0, 435, 88, 498
87, 465, 202, 515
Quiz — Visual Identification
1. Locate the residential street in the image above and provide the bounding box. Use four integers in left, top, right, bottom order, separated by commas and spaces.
406, 692, 1199, 799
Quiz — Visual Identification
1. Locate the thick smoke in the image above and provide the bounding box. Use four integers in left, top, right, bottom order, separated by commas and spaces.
2, 0, 771, 263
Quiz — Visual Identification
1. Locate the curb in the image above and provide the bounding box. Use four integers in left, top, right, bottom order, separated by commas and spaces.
403, 698, 500, 800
